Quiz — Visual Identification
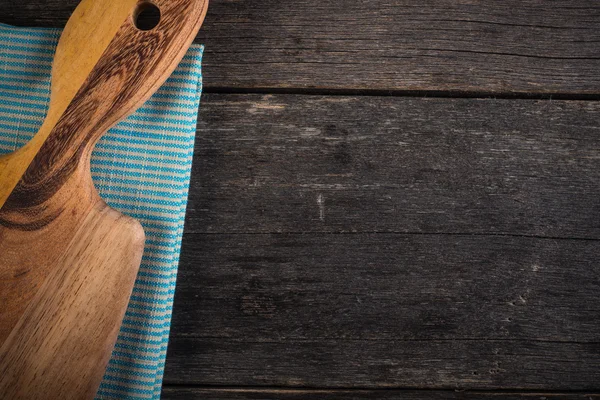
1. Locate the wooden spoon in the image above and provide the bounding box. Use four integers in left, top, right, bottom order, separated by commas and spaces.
0, 0, 208, 398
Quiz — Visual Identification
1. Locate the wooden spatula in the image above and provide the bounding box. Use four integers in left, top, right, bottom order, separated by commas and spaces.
0, 0, 208, 398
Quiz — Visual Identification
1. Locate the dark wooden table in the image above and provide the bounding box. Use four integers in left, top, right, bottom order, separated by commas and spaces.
3, 1, 600, 399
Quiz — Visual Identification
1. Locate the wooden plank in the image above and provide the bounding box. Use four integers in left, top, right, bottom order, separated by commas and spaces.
167, 335, 600, 390
164, 233, 600, 389
185, 94, 600, 239
162, 388, 600, 400
3, 0, 600, 94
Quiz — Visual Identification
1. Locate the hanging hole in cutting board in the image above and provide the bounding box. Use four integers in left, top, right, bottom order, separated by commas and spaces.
133, 2, 161, 31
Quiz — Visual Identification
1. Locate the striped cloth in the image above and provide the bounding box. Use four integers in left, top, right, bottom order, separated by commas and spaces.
0, 23, 203, 399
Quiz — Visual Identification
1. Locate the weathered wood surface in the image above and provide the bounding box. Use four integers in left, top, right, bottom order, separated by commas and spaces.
3, 0, 600, 397
162, 388, 600, 400
2, 0, 600, 94
164, 233, 600, 389
185, 95, 600, 238
163, 94, 600, 391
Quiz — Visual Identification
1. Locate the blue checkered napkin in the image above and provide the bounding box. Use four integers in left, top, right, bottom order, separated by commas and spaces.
0, 23, 203, 399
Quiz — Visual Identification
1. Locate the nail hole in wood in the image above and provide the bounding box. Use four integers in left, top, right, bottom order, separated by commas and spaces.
134, 2, 161, 31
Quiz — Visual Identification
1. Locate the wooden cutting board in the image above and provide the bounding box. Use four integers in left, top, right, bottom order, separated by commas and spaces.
0, 0, 208, 398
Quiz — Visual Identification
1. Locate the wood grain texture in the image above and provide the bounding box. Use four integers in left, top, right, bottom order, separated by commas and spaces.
164, 233, 600, 390
0, 0, 207, 209
162, 388, 600, 400
0, 0, 138, 207
164, 94, 600, 390
0, 202, 144, 399
184, 94, 600, 238
2, 0, 600, 94
0, 0, 208, 398
3, 0, 599, 396
1, 0, 207, 341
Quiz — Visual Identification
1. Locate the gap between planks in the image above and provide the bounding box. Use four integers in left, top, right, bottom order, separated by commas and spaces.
204, 87, 600, 101
161, 386, 600, 399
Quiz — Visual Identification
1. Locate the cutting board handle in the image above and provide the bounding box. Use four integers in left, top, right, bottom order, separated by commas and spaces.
2, 0, 208, 211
